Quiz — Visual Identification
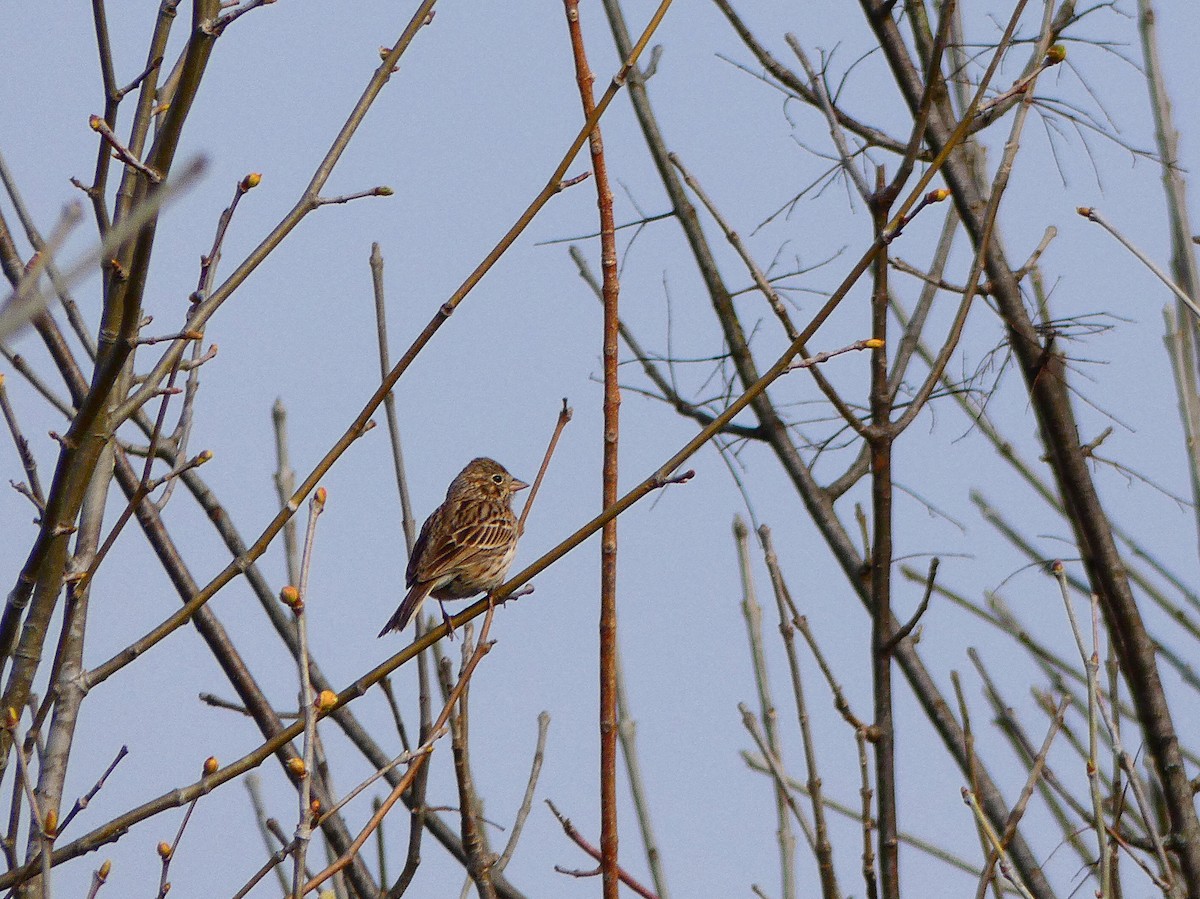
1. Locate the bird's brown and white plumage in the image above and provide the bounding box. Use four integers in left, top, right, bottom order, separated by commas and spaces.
378, 457, 527, 636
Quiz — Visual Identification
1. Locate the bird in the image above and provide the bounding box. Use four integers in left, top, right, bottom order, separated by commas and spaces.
378, 457, 528, 637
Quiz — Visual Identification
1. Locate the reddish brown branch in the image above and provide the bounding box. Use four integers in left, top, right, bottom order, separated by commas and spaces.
546, 800, 659, 899
563, 2, 622, 896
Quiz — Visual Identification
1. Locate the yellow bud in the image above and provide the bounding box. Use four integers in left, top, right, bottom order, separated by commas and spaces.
89, 115, 103, 132
197, 450, 214, 464
3, 708, 18, 729
314, 487, 328, 507
864, 338, 885, 349
1076, 206, 1093, 217
376, 186, 395, 197
240, 172, 262, 192
1046, 45, 1066, 64
43, 808, 58, 836
280, 586, 301, 609
203, 756, 219, 775
98, 860, 112, 880
287, 757, 307, 777
157, 841, 172, 859
316, 690, 338, 712
310, 798, 322, 816
1051, 560, 1064, 574
926, 188, 950, 204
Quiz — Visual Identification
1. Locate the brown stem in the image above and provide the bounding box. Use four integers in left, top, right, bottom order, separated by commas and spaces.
868, 171, 898, 899
449, 632, 497, 899
563, 3, 622, 895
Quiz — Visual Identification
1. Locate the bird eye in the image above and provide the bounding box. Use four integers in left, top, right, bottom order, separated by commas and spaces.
492, 474, 504, 484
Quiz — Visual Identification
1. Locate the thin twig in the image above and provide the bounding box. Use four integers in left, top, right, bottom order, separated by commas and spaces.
245, 775, 292, 895
518, 399, 573, 536
883, 557, 938, 651
614, 645, 670, 899
0, 374, 45, 508
733, 518, 795, 899
291, 488, 327, 897
495, 712, 550, 875
272, 400, 301, 588
1078, 205, 1200, 321
758, 525, 839, 899
545, 799, 659, 899
57, 745, 128, 835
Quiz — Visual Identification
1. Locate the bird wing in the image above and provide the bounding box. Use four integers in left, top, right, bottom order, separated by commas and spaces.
410, 499, 515, 586
405, 505, 439, 588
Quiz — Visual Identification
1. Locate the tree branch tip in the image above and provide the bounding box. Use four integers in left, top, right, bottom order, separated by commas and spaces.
557, 864, 602, 878
501, 583, 535, 603
558, 171, 591, 191
731, 515, 748, 539
1046, 44, 1066, 64
655, 468, 694, 488
202, 756, 219, 775
238, 172, 262, 193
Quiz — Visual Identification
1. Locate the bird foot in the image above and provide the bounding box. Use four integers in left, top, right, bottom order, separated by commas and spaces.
438, 601, 457, 641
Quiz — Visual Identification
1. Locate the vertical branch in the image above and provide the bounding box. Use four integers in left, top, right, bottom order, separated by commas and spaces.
25, 440, 114, 898
368, 243, 417, 554
272, 400, 301, 589
563, 3, 621, 896
1137, 0, 1200, 552
449, 628, 497, 899
733, 518, 795, 899
615, 649, 670, 899
867, 168, 898, 899
759, 526, 839, 899
370, 242, 434, 897
290, 488, 327, 898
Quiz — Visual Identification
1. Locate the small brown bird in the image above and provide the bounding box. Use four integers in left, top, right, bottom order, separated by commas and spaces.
378, 457, 528, 637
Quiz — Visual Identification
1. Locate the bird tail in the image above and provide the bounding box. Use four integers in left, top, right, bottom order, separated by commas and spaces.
378, 584, 430, 637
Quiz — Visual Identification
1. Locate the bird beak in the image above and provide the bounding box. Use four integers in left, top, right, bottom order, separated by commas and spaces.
511, 479, 529, 493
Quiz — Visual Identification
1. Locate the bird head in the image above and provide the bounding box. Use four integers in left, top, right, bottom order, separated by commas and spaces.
451, 457, 529, 502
